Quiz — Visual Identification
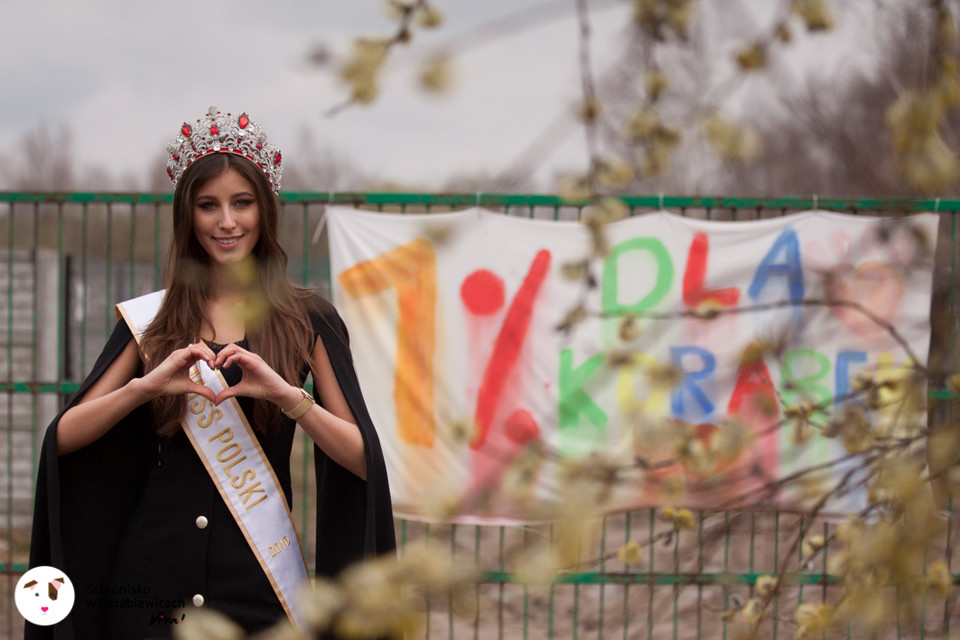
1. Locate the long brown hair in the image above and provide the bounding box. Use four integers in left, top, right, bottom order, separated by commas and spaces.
141, 153, 317, 436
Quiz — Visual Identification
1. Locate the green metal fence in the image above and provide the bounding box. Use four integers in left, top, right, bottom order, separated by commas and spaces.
1, 192, 958, 639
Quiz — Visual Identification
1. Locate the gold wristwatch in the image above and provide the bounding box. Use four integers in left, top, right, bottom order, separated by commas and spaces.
282, 388, 316, 420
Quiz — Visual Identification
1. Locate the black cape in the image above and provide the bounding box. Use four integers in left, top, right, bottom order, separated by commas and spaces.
26, 296, 396, 639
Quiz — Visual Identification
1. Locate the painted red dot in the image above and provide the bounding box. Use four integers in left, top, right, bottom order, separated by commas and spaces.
504, 409, 540, 445
460, 269, 505, 316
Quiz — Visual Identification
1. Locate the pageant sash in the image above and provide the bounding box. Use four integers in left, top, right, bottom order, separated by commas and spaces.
116, 291, 310, 634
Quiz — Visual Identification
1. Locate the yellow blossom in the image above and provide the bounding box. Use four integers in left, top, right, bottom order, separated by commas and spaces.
661, 506, 696, 530
341, 38, 389, 104
937, 65, 960, 109
786, 411, 814, 446
794, 602, 819, 624
578, 98, 604, 123
627, 107, 660, 141
173, 608, 243, 640
597, 158, 635, 188
693, 298, 724, 320
296, 578, 345, 631
640, 144, 671, 176
619, 315, 642, 342
583, 198, 629, 226
500, 447, 544, 506
826, 551, 849, 577
948, 373, 960, 396
776, 22, 792, 42
887, 91, 941, 150
381, 0, 414, 21
415, 4, 444, 28
948, 466, 960, 496
677, 434, 716, 475
928, 560, 952, 598
557, 304, 588, 333
558, 174, 593, 201
904, 134, 960, 192
514, 546, 560, 585
647, 363, 683, 391
665, 0, 695, 38
617, 540, 643, 566
419, 54, 453, 93
794, 603, 832, 638
561, 260, 590, 282
801, 534, 825, 558
712, 419, 752, 461
755, 574, 778, 598
741, 597, 763, 624
825, 404, 874, 454
702, 115, 762, 162
735, 42, 766, 71
445, 418, 476, 445
792, 0, 835, 31
644, 70, 669, 99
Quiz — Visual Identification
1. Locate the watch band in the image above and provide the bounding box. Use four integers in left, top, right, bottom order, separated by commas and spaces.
282, 388, 316, 420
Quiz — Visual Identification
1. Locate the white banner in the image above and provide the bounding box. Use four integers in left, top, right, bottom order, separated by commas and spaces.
329, 207, 939, 522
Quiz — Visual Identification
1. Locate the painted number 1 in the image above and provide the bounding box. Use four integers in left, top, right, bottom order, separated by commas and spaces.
338, 238, 437, 447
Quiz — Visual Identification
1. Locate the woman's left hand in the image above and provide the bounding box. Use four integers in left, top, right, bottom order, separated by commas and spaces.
211, 344, 300, 411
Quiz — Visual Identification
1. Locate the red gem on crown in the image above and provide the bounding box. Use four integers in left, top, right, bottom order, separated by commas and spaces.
181, 123, 192, 137
210, 124, 219, 135
167, 167, 174, 179
238, 113, 249, 129
274, 151, 282, 165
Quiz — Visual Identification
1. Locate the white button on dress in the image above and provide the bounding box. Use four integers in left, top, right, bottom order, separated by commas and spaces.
195, 515, 209, 529
193, 594, 205, 607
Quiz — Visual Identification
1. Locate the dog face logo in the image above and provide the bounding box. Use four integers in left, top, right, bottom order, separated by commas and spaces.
15, 566, 75, 626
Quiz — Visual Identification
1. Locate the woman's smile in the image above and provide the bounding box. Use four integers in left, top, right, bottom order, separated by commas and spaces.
214, 235, 245, 247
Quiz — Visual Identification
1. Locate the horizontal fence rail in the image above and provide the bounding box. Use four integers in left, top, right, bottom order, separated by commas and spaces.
1, 192, 958, 639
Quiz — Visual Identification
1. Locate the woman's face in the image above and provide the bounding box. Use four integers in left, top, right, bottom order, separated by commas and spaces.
192, 167, 261, 266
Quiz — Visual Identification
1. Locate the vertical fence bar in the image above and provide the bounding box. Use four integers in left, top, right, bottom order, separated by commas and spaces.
81, 202, 89, 376
622, 511, 631, 640
299, 202, 311, 557
105, 202, 113, 336
672, 514, 680, 640
722, 511, 730, 640
772, 511, 780, 639
451, 524, 458, 640
697, 511, 704, 640
498, 526, 505, 640
129, 201, 136, 300
598, 517, 606, 640
5, 200, 16, 640
32, 203, 44, 488
153, 201, 161, 291
647, 508, 655, 640
474, 526, 481, 640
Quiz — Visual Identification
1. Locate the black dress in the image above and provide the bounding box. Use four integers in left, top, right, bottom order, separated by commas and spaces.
105, 341, 289, 637
27, 297, 397, 640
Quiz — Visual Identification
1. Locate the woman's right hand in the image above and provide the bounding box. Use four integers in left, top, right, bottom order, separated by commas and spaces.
57, 340, 217, 455
139, 342, 219, 403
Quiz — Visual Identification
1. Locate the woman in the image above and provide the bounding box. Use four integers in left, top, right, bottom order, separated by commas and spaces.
27, 107, 395, 639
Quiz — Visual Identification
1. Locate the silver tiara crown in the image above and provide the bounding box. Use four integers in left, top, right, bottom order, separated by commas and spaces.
165, 106, 283, 194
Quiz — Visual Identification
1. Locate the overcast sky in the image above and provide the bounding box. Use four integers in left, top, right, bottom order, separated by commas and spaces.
0, 0, 873, 192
